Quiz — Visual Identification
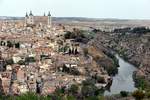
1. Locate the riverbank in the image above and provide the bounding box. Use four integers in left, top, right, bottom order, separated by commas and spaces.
90, 37, 138, 95
104, 54, 137, 95
88, 42, 119, 76
93, 31, 150, 86
90, 31, 150, 99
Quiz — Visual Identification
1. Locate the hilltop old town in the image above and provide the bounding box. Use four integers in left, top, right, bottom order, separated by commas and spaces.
0, 10, 150, 100
0, 11, 113, 96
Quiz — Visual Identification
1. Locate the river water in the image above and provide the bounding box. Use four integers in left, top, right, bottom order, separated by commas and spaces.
104, 54, 137, 95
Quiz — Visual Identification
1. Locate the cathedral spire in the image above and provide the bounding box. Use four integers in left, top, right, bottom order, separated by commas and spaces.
25, 12, 28, 17
48, 11, 51, 16
29, 11, 33, 16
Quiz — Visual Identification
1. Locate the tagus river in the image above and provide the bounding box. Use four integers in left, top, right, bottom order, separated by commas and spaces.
104, 54, 137, 95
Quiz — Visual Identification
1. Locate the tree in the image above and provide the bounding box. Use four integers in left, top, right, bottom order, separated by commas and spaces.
82, 78, 95, 86
70, 68, 80, 75
120, 91, 129, 97
74, 48, 78, 55
69, 84, 79, 94
6, 59, 14, 65
64, 31, 72, 39
69, 48, 72, 55
7, 41, 13, 48
96, 76, 105, 83
25, 57, 36, 63
62, 64, 70, 73
146, 91, 150, 98
15, 42, 20, 49
132, 90, 145, 100
17, 60, 25, 65
53, 87, 65, 98
81, 85, 97, 97
0, 41, 3, 46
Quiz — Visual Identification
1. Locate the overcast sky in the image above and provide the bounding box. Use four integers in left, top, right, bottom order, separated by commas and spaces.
0, 0, 149, 19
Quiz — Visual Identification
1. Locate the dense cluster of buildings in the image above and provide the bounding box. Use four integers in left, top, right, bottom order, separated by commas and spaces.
0, 12, 111, 95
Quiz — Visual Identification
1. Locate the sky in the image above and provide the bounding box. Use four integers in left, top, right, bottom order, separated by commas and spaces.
0, 0, 150, 19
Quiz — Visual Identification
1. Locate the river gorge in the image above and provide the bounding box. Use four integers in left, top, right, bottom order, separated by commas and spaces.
104, 54, 137, 95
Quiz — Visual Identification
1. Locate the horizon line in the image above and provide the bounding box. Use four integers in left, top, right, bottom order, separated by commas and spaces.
0, 16, 150, 21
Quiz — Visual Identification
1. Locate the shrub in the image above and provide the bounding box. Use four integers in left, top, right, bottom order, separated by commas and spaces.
81, 85, 96, 97
145, 91, 150, 98
17, 60, 25, 65
66, 95, 76, 100
82, 78, 95, 86
25, 57, 36, 63
120, 91, 129, 97
96, 76, 105, 83
132, 90, 145, 100
85, 96, 99, 100
93, 55, 100, 62
69, 84, 79, 94
6, 59, 14, 65
70, 68, 80, 75
133, 75, 150, 90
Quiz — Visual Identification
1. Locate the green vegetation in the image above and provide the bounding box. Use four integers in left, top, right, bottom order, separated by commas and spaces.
7, 41, 14, 48
113, 27, 150, 34
69, 84, 79, 94
133, 74, 150, 99
25, 57, 36, 63
15, 42, 20, 49
0, 92, 52, 100
132, 90, 145, 100
0, 79, 99, 100
99, 51, 119, 76
61, 64, 80, 75
117, 48, 128, 61
6, 59, 14, 65
145, 91, 150, 98
133, 74, 150, 91
45, 78, 105, 100
3, 41, 20, 48
17, 60, 25, 65
120, 91, 129, 97
105, 52, 119, 68
80, 78, 103, 98
96, 76, 105, 84
64, 28, 96, 44
94, 55, 118, 76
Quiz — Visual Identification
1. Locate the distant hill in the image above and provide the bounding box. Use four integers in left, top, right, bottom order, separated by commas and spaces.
0, 16, 150, 21
0, 16, 24, 20
0, 16, 150, 27
0, 16, 132, 22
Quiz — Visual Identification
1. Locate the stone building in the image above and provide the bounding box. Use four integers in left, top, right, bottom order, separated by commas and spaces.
25, 11, 52, 27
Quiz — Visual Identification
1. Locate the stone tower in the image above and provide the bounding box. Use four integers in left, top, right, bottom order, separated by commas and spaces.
25, 12, 28, 25
29, 11, 34, 25
48, 11, 52, 27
